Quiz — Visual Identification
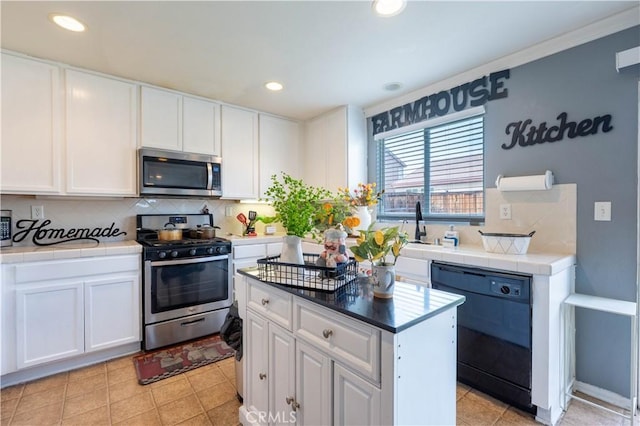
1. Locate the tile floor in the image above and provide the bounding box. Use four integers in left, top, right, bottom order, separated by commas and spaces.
0, 354, 637, 426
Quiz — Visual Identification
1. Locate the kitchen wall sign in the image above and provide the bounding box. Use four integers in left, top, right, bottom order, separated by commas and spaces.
371, 69, 510, 135
13, 219, 127, 246
502, 112, 613, 150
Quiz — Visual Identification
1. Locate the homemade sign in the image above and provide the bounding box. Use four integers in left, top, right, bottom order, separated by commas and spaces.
371, 69, 510, 135
13, 219, 127, 246
503, 112, 613, 150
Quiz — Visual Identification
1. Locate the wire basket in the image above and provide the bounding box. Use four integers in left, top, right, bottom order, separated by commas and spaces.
256, 253, 358, 292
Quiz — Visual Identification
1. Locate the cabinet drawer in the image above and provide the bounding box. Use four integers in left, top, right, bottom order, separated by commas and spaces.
247, 281, 292, 330
294, 299, 380, 383
233, 244, 266, 260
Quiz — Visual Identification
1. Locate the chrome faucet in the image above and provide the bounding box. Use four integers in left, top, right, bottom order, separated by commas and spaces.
415, 202, 426, 242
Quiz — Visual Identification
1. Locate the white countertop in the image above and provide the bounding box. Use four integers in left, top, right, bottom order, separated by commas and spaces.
0, 240, 142, 264
228, 233, 575, 276
400, 243, 575, 276
0, 235, 575, 276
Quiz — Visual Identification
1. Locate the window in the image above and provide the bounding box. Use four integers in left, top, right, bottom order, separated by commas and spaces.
375, 114, 484, 221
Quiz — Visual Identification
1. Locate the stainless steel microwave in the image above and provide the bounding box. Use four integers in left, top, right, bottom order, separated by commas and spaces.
139, 148, 222, 198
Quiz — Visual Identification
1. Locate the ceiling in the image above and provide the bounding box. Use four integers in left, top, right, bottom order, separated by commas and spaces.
1, 1, 637, 121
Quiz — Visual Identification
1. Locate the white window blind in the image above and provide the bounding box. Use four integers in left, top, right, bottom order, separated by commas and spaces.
376, 115, 484, 220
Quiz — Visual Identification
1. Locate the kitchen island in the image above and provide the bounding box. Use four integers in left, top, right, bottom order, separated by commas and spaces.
235, 267, 465, 425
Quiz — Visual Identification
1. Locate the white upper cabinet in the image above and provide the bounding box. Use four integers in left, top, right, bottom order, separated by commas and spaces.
140, 86, 221, 156
65, 70, 138, 196
1, 53, 62, 194
221, 105, 259, 199
303, 105, 367, 191
259, 114, 301, 198
183, 96, 221, 156
140, 86, 182, 151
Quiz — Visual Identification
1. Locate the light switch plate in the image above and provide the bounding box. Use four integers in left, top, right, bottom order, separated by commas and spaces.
225, 206, 234, 217
594, 201, 611, 221
500, 204, 512, 220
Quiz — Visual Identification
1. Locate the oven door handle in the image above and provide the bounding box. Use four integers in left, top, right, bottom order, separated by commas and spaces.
148, 255, 228, 267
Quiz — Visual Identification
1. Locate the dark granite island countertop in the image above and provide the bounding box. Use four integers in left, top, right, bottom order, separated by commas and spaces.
237, 266, 465, 333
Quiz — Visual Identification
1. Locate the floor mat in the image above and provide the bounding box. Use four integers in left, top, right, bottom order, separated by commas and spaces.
133, 334, 235, 385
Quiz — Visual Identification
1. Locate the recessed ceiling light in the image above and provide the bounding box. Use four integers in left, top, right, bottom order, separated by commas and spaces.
49, 13, 86, 32
383, 82, 403, 91
265, 81, 284, 91
372, 0, 406, 17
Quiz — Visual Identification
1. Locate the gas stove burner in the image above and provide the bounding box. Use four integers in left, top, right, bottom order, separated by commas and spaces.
139, 237, 230, 248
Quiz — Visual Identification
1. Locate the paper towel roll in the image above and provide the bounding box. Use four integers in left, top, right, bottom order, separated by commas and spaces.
495, 170, 553, 191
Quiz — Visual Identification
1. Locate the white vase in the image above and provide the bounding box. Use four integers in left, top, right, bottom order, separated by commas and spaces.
280, 235, 304, 265
353, 206, 372, 234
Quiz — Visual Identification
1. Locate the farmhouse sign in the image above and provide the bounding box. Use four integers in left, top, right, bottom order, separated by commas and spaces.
371, 69, 510, 135
13, 219, 127, 246
503, 112, 613, 150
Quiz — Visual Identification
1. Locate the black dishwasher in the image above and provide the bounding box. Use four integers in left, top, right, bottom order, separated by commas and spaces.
431, 262, 535, 414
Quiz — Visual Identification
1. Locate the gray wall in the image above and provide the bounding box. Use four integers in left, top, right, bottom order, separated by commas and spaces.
369, 26, 639, 398
486, 26, 638, 397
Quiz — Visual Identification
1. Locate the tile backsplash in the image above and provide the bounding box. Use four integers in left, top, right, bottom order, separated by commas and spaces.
2, 183, 576, 253
0, 195, 280, 247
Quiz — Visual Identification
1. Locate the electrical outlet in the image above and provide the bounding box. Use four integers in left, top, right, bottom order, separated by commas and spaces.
225, 206, 234, 217
499, 204, 512, 220
594, 201, 611, 221
31, 205, 44, 220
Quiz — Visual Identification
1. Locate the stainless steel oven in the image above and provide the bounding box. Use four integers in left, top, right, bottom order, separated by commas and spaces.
138, 214, 232, 350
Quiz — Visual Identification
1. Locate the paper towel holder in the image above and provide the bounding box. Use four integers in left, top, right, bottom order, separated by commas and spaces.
495, 170, 554, 191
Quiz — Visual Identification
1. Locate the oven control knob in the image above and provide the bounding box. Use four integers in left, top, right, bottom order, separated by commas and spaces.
500, 285, 511, 295
170, 250, 179, 258
189, 248, 197, 256
158, 251, 167, 259
206, 247, 214, 255
216, 246, 226, 255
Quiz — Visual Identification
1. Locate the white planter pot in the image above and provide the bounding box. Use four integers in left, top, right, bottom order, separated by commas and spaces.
353, 206, 372, 233
280, 235, 304, 265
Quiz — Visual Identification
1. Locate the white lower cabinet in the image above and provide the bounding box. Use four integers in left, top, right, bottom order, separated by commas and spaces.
334, 363, 381, 425
16, 281, 84, 369
238, 274, 458, 426
2, 255, 141, 374
84, 274, 140, 352
245, 309, 330, 426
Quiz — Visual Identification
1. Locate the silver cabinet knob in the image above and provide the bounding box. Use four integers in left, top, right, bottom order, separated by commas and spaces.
322, 329, 333, 338
259, 373, 266, 380
286, 397, 300, 411
261, 298, 269, 306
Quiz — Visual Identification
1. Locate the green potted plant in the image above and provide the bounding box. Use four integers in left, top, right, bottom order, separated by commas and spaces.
263, 172, 331, 264
350, 223, 409, 298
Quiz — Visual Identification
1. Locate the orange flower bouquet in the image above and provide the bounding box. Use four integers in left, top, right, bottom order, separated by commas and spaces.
338, 183, 385, 208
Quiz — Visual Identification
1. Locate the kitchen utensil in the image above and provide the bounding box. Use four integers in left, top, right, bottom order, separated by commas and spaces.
158, 223, 182, 241
236, 213, 248, 226
188, 225, 221, 239
478, 230, 535, 255
248, 211, 257, 222
200, 225, 220, 239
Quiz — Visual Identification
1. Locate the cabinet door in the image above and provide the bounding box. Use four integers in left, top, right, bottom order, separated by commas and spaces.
1, 53, 61, 194
221, 105, 259, 199
183, 96, 221, 156
246, 311, 269, 423
296, 340, 331, 426
16, 281, 84, 368
303, 105, 366, 190
269, 323, 296, 426
334, 363, 381, 426
302, 116, 326, 188
140, 86, 182, 151
259, 115, 300, 198
65, 70, 138, 195
84, 274, 140, 352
